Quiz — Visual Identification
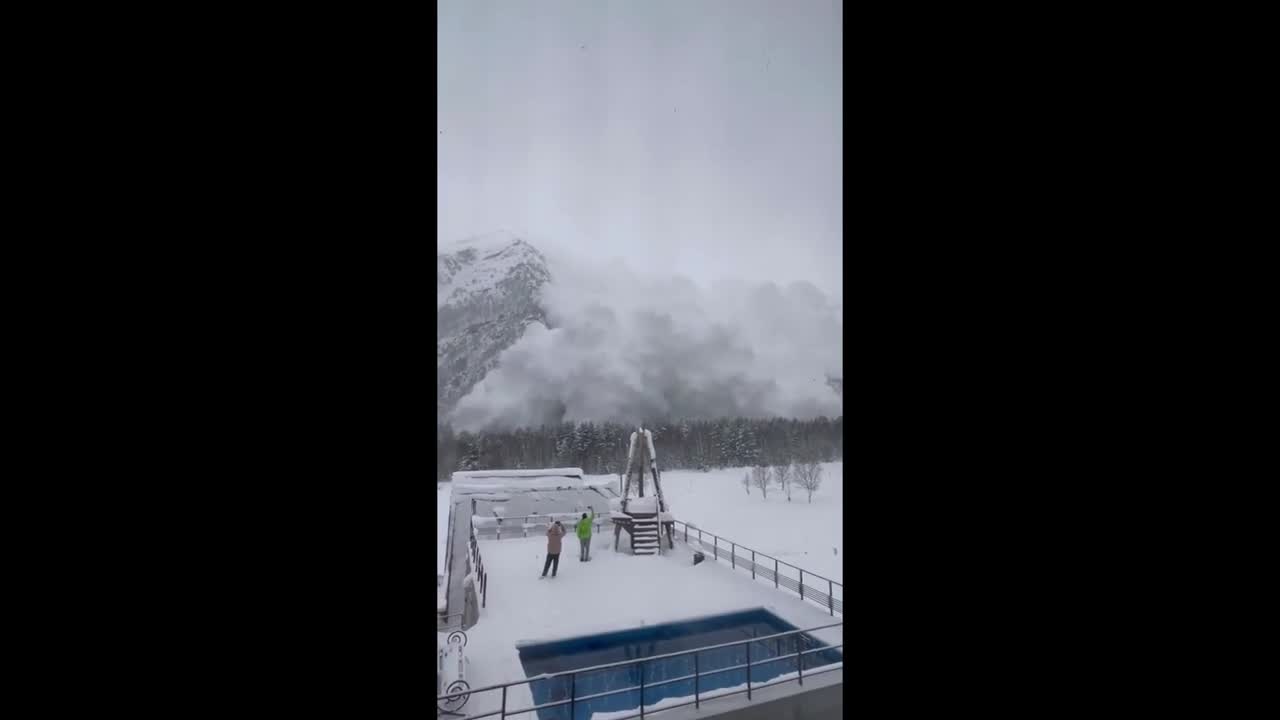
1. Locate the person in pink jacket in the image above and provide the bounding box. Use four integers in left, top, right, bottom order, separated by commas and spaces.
541, 521, 565, 578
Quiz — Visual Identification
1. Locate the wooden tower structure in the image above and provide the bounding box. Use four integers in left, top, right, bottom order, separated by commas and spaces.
613, 427, 676, 554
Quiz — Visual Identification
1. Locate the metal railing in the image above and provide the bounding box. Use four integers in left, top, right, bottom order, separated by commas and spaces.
469, 515, 841, 615
439, 502, 490, 631
434, 620, 842, 720
673, 520, 843, 617
437, 499, 458, 627
469, 523, 488, 609
472, 514, 609, 540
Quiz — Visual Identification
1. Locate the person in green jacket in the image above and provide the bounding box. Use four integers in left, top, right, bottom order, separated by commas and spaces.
576, 506, 595, 562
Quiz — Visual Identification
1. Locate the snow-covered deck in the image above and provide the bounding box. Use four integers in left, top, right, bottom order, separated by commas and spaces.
454, 534, 843, 719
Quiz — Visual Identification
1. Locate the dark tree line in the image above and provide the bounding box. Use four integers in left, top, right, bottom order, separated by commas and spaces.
437, 416, 843, 479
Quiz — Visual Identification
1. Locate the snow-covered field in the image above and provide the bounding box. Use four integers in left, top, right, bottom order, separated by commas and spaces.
451, 534, 841, 719
435, 463, 844, 713
437, 462, 843, 586
588, 461, 843, 583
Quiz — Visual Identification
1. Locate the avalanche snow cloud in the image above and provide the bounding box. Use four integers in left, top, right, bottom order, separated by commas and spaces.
449, 249, 842, 431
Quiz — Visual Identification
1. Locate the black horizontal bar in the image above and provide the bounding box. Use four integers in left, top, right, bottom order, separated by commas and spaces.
799, 643, 844, 656
507, 696, 573, 713
638, 671, 700, 691
570, 684, 648, 703
690, 661, 751, 678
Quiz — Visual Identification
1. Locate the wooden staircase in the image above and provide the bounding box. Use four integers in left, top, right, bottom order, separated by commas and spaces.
629, 512, 660, 555
614, 427, 675, 556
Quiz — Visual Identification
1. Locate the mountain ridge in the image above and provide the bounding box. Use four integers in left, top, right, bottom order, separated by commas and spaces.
437, 233, 551, 420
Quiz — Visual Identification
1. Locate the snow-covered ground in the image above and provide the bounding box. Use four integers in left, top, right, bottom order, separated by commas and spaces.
589, 462, 843, 583
434, 464, 844, 714
452, 534, 842, 719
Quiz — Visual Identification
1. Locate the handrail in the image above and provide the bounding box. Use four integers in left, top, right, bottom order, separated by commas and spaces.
434, 620, 842, 718
468, 523, 488, 610
674, 519, 842, 616
470, 514, 842, 614
673, 520, 840, 589
472, 513, 610, 539
575, 662, 845, 720
543, 620, 842, 674
472, 515, 834, 588
476, 513, 612, 522
437, 498, 457, 624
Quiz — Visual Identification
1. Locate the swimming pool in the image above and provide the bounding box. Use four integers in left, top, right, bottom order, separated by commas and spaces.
517, 608, 842, 720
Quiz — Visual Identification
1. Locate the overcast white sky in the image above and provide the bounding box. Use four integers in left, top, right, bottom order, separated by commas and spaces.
438, 0, 842, 297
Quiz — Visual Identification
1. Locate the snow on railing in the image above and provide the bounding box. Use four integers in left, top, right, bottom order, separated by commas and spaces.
673, 520, 843, 617
440, 501, 491, 631
438, 499, 457, 626
472, 514, 609, 540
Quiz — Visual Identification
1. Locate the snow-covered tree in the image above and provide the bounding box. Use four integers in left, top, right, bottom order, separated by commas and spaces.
796, 462, 823, 502
773, 463, 793, 501
457, 433, 480, 471
742, 471, 751, 495
737, 423, 762, 468
438, 415, 843, 476
751, 465, 770, 499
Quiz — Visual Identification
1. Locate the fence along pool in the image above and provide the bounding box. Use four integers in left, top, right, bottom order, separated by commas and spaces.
516, 608, 842, 720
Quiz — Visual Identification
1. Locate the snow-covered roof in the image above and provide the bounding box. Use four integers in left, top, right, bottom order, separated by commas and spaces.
452, 468, 583, 480
450, 469, 616, 497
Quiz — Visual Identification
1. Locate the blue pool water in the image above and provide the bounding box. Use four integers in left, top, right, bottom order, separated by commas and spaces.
517, 608, 842, 720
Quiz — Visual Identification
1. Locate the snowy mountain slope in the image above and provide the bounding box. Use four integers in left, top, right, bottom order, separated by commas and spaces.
439, 232, 842, 428
437, 231, 552, 420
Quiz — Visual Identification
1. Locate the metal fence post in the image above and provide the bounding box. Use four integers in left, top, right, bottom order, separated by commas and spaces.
829, 579, 834, 615
752, 550, 756, 579
746, 635, 752, 700
731, 543, 735, 569
496, 518, 501, 541
570, 672, 576, 720
799, 569, 804, 600
639, 659, 646, 719
684, 524, 688, 542
774, 558, 779, 589
714, 536, 717, 559
501, 685, 507, 719
693, 651, 700, 709
797, 640, 804, 686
